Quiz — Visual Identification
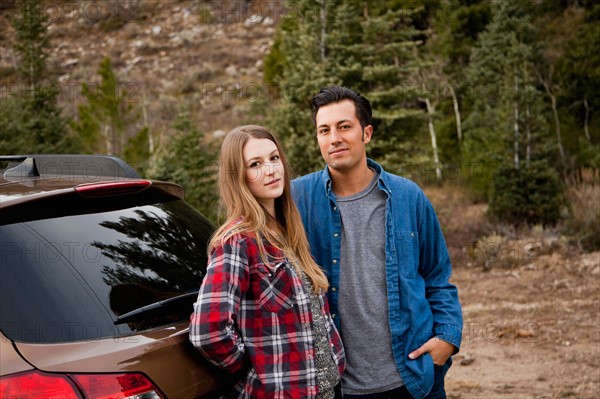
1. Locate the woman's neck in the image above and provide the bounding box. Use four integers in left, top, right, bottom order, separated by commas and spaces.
267, 218, 283, 237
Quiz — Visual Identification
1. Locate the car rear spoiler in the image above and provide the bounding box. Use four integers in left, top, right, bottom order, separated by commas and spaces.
0, 155, 141, 181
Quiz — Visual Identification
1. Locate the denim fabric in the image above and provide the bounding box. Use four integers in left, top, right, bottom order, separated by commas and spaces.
291, 159, 463, 399
342, 363, 448, 399
343, 385, 412, 399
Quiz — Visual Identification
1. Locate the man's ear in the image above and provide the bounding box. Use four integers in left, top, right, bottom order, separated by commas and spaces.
363, 125, 373, 144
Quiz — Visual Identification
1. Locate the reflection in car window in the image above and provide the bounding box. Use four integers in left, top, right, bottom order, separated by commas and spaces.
0, 199, 214, 343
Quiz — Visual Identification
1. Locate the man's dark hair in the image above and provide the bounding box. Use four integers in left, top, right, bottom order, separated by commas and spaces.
309, 86, 372, 129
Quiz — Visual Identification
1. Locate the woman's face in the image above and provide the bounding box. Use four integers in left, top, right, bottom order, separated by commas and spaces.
242, 137, 285, 214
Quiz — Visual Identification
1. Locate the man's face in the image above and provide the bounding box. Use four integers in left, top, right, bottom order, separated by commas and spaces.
315, 100, 372, 173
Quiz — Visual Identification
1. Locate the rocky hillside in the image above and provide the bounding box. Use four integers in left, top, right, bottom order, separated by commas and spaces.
0, 0, 281, 141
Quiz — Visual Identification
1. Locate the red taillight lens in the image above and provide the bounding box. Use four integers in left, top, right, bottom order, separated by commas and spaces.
0, 371, 164, 399
74, 180, 152, 197
0, 371, 82, 398
70, 373, 163, 399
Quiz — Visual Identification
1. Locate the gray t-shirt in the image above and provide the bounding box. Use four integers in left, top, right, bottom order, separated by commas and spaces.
336, 169, 404, 394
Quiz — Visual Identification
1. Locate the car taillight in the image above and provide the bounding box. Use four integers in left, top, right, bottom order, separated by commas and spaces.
74, 180, 152, 197
0, 371, 164, 399
70, 373, 164, 399
0, 371, 82, 398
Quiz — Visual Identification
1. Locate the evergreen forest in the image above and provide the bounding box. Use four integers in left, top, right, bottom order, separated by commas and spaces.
1, 0, 598, 249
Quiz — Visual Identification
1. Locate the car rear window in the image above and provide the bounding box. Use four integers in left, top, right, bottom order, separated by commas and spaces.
0, 198, 214, 343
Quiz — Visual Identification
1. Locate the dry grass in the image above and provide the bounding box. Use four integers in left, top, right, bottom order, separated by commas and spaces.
426, 184, 493, 243
562, 168, 600, 251
424, 183, 495, 268
425, 183, 578, 270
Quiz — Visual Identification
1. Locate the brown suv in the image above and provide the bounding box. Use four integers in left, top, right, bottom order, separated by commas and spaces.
0, 155, 225, 398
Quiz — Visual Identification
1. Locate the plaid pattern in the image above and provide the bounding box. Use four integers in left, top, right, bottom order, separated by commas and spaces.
190, 230, 345, 399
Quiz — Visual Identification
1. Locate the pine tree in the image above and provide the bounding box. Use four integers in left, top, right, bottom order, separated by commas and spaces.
13, 0, 48, 92
265, 0, 432, 175
430, 0, 492, 81
464, 0, 563, 223
463, 0, 548, 194
264, 0, 337, 175
149, 114, 219, 224
71, 57, 141, 156
0, 0, 78, 154
346, 4, 429, 173
426, 0, 492, 167
557, 4, 600, 166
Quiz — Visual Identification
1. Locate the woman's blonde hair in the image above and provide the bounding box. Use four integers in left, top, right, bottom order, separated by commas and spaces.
210, 125, 328, 292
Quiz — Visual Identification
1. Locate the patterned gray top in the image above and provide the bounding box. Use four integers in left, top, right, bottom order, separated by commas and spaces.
299, 269, 340, 399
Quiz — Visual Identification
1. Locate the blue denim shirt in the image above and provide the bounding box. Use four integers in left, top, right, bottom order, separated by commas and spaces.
291, 159, 463, 399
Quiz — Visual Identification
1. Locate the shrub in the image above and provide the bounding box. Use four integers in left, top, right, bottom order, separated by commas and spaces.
562, 169, 600, 251
475, 234, 508, 270
148, 114, 220, 225
488, 162, 563, 226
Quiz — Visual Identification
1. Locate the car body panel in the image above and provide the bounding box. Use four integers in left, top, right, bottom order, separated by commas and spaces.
12, 324, 221, 399
0, 155, 223, 398
0, 332, 34, 375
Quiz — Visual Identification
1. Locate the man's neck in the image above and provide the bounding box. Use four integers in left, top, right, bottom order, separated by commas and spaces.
329, 163, 375, 197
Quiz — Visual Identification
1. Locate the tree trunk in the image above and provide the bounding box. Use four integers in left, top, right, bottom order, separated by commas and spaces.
513, 76, 520, 170
319, 0, 326, 62
538, 70, 566, 164
29, 63, 35, 93
525, 103, 531, 168
424, 96, 442, 183
108, 122, 120, 156
583, 95, 592, 145
104, 125, 113, 155
549, 92, 565, 163
142, 89, 153, 153
119, 126, 125, 158
143, 88, 154, 171
447, 83, 462, 147
523, 66, 530, 168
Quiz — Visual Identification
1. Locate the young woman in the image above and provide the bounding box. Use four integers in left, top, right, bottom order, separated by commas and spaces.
190, 125, 345, 399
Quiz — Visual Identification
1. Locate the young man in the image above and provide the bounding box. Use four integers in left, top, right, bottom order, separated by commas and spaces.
291, 86, 463, 399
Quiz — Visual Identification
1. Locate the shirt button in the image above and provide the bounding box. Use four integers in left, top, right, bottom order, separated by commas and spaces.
331, 287, 337, 292
332, 259, 337, 264
334, 232, 339, 237
331, 313, 336, 318
333, 206, 337, 211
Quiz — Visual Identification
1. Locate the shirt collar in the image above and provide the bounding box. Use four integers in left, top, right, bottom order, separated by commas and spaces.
320, 163, 333, 193
368, 159, 391, 195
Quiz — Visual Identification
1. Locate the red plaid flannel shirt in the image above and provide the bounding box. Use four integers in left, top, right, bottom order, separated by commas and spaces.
190, 230, 345, 398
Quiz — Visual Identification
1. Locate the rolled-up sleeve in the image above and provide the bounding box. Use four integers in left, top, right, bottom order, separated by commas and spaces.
189, 236, 250, 373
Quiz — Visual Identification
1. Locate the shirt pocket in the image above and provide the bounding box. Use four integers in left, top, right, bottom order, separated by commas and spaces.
397, 231, 419, 278
252, 262, 295, 313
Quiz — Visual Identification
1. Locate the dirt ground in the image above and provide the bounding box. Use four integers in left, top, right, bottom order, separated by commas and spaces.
448, 249, 600, 398
424, 186, 600, 399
